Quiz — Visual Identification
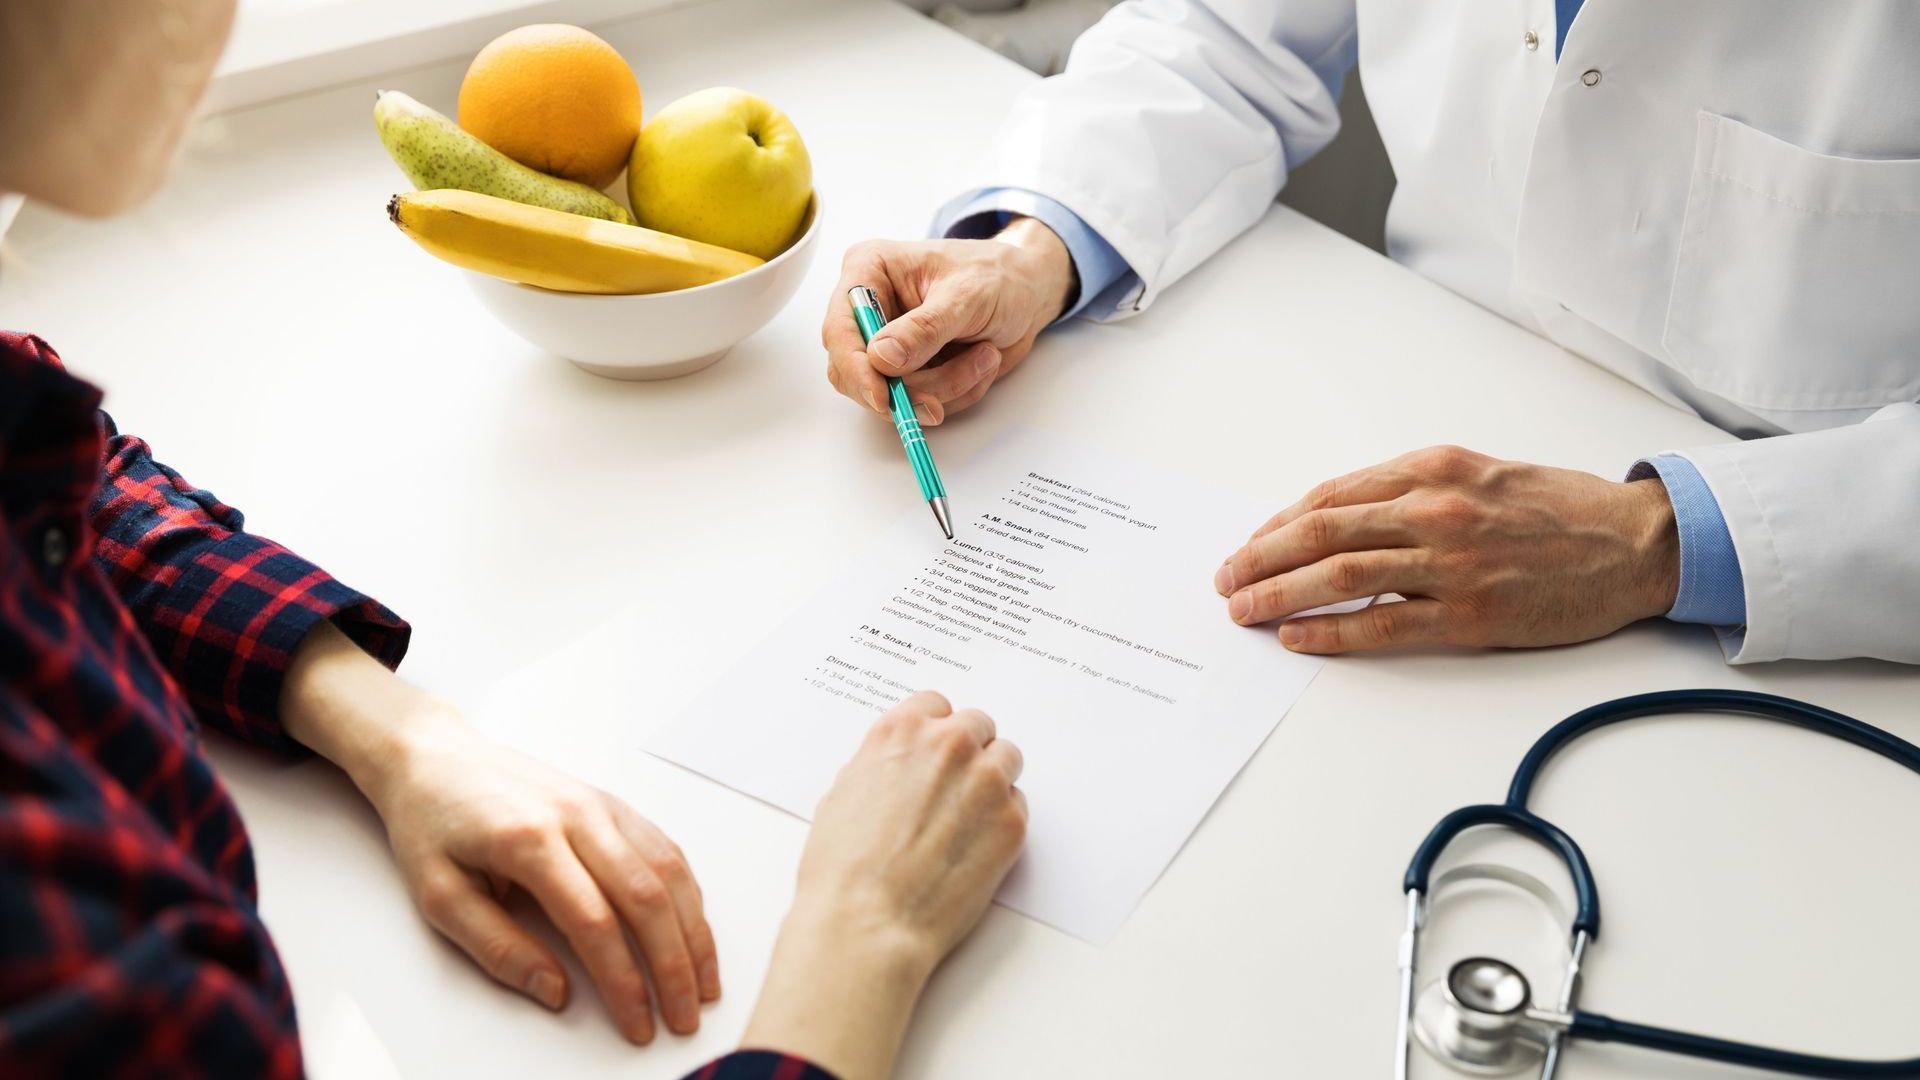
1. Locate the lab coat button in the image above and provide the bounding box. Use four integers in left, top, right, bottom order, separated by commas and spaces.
1523, 30, 1539, 51
1580, 68, 1602, 86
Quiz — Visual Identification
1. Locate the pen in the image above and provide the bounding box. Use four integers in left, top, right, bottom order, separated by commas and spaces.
849, 285, 954, 540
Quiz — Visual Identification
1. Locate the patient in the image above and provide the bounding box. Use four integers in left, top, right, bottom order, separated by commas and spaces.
0, 2, 1025, 1076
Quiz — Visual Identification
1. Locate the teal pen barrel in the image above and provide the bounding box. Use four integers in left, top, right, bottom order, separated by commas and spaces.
850, 285, 952, 535
888, 381, 946, 500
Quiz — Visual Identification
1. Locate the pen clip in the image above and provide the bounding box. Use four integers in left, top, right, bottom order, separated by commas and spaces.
849, 285, 885, 320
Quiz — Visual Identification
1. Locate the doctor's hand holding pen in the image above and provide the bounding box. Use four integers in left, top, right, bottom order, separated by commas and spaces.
822, 217, 1078, 426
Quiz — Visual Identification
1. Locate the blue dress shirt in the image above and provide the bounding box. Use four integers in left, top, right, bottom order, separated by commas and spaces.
939, 188, 1134, 322
929, 0, 1746, 629
1630, 455, 1745, 625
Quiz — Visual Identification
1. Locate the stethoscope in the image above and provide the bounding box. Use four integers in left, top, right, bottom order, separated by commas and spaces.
1396, 689, 1920, 1079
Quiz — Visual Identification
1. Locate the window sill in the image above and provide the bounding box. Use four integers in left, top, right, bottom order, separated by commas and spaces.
208, 0, 703, 114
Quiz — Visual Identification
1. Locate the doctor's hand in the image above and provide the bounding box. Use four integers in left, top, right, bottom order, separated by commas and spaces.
823, 218, 1076, 426
280, 623, 720, 1047
739, 691, 1027, 1080
1213, 446, 1681, 654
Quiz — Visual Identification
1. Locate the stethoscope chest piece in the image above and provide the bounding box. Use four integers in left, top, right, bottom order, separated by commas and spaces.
1414, 957, 1562, 1075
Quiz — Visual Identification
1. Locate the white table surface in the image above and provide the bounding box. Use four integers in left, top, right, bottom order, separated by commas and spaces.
5, 1, 1918, 1076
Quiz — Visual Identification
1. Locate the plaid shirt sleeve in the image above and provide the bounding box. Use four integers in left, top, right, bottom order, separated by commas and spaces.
87, 414, 410, 755
680, 1050, 840, 1080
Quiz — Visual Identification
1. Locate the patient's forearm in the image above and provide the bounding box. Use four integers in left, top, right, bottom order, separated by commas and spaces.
740, 899, 937, 1080
279, 619, 453, 799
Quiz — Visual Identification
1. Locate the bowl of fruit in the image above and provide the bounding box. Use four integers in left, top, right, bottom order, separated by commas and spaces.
378, 26, 819, 380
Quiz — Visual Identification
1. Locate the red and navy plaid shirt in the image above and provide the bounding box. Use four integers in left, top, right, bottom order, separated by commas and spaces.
0, 331, 834, 1079
691, 1050, 837, 1080
0, 330, 409, 1077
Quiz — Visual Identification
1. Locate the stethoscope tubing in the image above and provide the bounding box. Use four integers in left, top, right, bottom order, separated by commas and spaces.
1506, 689, 1920, 807
1570, 1011, 1920, 1078
1402, 803, 1600, 937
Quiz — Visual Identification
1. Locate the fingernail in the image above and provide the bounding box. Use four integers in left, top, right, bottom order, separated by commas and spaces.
1229, 591, 1253, 623
1214, 564, 1235, 595
870, 338, 907, 372
863, 388, 881, 412
915, 401, 939, 426
1279, 623, 1305, 647
699, 958, 722, 1000
526, 970, 564, 1010
627, 1002, 657, 1045
974, 348, 1001, 377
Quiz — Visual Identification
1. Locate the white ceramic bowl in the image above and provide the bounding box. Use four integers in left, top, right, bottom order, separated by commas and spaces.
464, 195, 821, 380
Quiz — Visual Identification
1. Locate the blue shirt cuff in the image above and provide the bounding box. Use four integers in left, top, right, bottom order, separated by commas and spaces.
1632, 453, 1746, 627
930, 188, 1133, 322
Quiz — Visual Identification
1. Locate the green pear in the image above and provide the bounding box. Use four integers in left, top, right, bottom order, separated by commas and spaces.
373, 90, 632, 225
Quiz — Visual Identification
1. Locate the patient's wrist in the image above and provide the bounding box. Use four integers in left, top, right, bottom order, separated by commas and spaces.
740, 895, 937, 1080
280, 619, 462, 803
782, 890, 940, 988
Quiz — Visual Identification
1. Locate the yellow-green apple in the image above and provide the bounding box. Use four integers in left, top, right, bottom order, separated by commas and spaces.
627, 87, 811, 261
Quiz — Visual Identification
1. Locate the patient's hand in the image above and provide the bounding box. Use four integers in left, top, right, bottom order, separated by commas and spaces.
794, 690, 1027, 961
281, 623, 717, 1045
1213, 445, 1680, 653
365, 715, 719, 1044
822, 218, 1075, 426
739, 691, 1027, 1080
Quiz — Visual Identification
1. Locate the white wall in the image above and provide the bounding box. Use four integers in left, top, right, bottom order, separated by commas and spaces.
1278, 67, 1395, 254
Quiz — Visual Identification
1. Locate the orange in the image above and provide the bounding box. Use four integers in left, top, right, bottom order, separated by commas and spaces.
457, 25, 641, 191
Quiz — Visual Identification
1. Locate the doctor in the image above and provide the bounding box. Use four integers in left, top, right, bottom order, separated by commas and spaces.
823, 0, 1920, 664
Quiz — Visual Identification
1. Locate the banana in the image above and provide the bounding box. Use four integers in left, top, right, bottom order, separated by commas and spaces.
387, 188, 764, 294
374, 90, 634, 225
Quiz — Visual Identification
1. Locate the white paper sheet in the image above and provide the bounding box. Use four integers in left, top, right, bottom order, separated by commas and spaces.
647, 425, 1349, 942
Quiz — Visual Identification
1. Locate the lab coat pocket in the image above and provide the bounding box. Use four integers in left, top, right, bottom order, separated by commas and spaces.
1662, 111, 1920, 412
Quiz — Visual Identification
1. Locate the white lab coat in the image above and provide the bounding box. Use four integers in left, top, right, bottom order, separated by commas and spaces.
939, 0, 1920, 664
